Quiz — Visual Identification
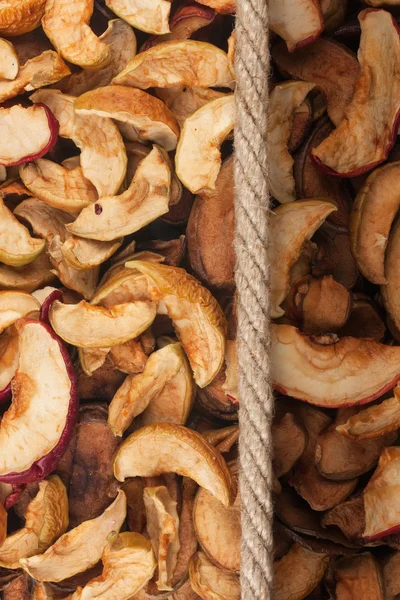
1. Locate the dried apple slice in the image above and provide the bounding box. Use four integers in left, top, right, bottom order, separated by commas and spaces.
42, 0, 110, 69
144, 486, 180, 591
20, 159, 98, 214
271, 324, 400, 407
383, 552, 400, 600
20, 489, 126, 581
113, 40, 234, 89
334, 554, 384, 599
75, 86, 180, 151
0, 198, 46, 267
0, 476, 68, 569
272, 411, 307, 478
336, 389, 400, 440
273, 543, 328, 600
61, 237, 122, 270
0, 291, 40, 333
158, 86, 226, 128
0, 0, 46, 36
269, 200, 336, 318
381, 216, 400, 333
269, 0, 324, 52
0, 104, 58, 167
312, 9, 400, 176
0, 252, 55, 293
0, 328, 19, 399
113, 424, 233, 507
175, 94, 234, 194
189, 552, 240, 600
106, 0, 171, 34
66, 146, 171, 241
0, 39, 18, 80
125, 261, 226, 387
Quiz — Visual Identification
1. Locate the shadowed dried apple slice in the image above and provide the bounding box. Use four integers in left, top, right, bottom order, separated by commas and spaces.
321, 495, 365, 542
0, 476, 68, 569
0, 0, 46, 36
106, 0, 171, 34
269, 0, 324, 52
20, 159, 98, 214
42, 0, 110, 68
113, 424, 233, 506
269, 200, 336, 318
175, 94, 234, 194
189, 552, 240, 600
383, 552, 400, 600
0, 104, 58, 167
321, 0, 348, 31
381, 217, 400, 332
125, 261, 226, 387
144, 486, 180, 591
272, 411, 307, 478
0, 252, 55, 293
75, 86, 179, 151
113, 40, 234, 89
271, 324, 400, 407
0, 198, 46, 267
20, 489, 126, 581
312, 9, 400, 176
273, 543, 328, 600
0, 39, 18, 80
336, 389, 400, 439
0, 291, 40, 333
334, 554, 384, 599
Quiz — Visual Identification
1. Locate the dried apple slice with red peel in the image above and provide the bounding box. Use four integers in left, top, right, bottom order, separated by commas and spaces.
113, 40, 234, 89
273, 543, 328, 600
125, 261, 226, 387
269, 200, 336, 318
42, 0, 110, 69
0, 0, 46, 36
175, 94, 234, 194
269, 0, 324, 52
190, 552, 240, 599
20, 489, 127, 581
195, 0, 234, 14
336, 389, 400, 439
106, 0, 171, 34
38, 289, 63, 326
312, 9, 400, 177
0, 104, 59, 167
271, 324, 400, 407
143, 4, 216, 49
113, 424, 234, 507
75, 86, 180, 151
0, 39, 19, 80
0, 476, 68, 569
0, 292, 40, 333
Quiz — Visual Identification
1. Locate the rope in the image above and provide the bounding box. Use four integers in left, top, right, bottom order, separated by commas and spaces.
234, 0, 273, 597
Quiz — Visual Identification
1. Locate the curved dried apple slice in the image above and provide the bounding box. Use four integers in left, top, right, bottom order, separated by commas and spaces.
0, 476, 68, 569
0, 328, 19, 398
273, 543, 328, 600
66, 146, 171, 241
61, 237, 122, 270
42, 0, 110, 68
271, 324, 400, 407
0, 39, 18, 80
113, 424, 233, 506
334, 554, 384, 599
0, 198, 45, 267
158, 86, 226, 127
91, 266, 151, 307
312, 9, 400, 176
0, 291, 40, 333
0, 104, 58, 167
113, 40, 234, 89
0, 0, 46, 36
336, 390, 400, 440
144, 3, 216, 49
106, 0, 170, 34
269, 200, 336, 318
49, 299, 156, 348
381, 217, 400, 333
190, 552, 240, 599
20, 159, 98, 214
175, 94, 233, 194
75, 86, 179, 151
269, 0, 324, 52
0, 252, 55, 293
126, 261, 226, 387
20, 489, 126, 581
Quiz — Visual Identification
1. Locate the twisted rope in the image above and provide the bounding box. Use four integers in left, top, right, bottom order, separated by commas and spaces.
234, 0, 273, 598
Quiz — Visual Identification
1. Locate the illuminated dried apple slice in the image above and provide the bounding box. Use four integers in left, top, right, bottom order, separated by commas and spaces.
144, 486, 180, 591
0, 104, 58, 167
0, 327, 16, 398
106, 0, 170, 34
49, 299, 156, 348
20, 159, 98, 214
0, 39, 18, 80
0, 291, 39, 333
91, 266, 151, 307
189, 552, 240, 599
0, 0, 46, 36
61, 237, 122, 270
336, 389, 400, 440
158, 86, 225, 128
20, 489, 126, 581
0, 476, 68, 569
0, 252, 55, 293
312, 9, 400, 176
334, 554, 384, 599
125, 261, 226, 387
273, 543, 328, 600
144, 3, 216, 49
75, 86, 180, 151
269, 0, 324, 52
271, 324, 400, 407
113, 40, 234, 89
269, 200, 336, 318
0, 199, 45, 267
113, 424, 233, 507
175, 94, 234, 194
42, 0, 110, 68
269, 82, 315, 203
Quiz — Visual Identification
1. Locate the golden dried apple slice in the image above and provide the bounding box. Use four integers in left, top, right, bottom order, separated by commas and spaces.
61, 237, 122, 270
381, 217, 400, 333
175, 94, 234, 194
313, 9, 400, 176
0, 291, 39, 333
269, 81, 315, 203
113, 40, 234, 89
269, 0, 324, 52
269, 200, 336, 318
0, 328, 19, 393
0, 253, 55, 293
189, 552, 240, 600
75, 86, 180, 151
0, 39, 18, 80
0, 198, 45, 267
0, 0, 46, 36
91, 266, 151, 307
125, 261, 226, 387
20, 159, 98, 214
79, 346, 110, 376
20, 489, 126, 581
14, 198, 72, 242
66, 146, 171, 241
144, 486, 180, 591
106, 0, 171, 34
271, 324, 400, 407
113, 424, 233, 507
42, 0, 110, 68
0, 476, 68, 569
158, 86, 226, 129
273, 543, 328, 600
334, 554, 384, 599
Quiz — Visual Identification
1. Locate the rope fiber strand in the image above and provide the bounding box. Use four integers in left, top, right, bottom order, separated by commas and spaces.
234, 0, 273, 598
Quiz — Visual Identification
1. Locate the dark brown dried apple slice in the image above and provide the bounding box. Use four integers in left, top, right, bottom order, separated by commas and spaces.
0, 252, 55, 293
334, 554, 384, 599
321, 495, 365, 542
273, 543, 328, 600
272, 411, 307, 478
383, 552, 400, 600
